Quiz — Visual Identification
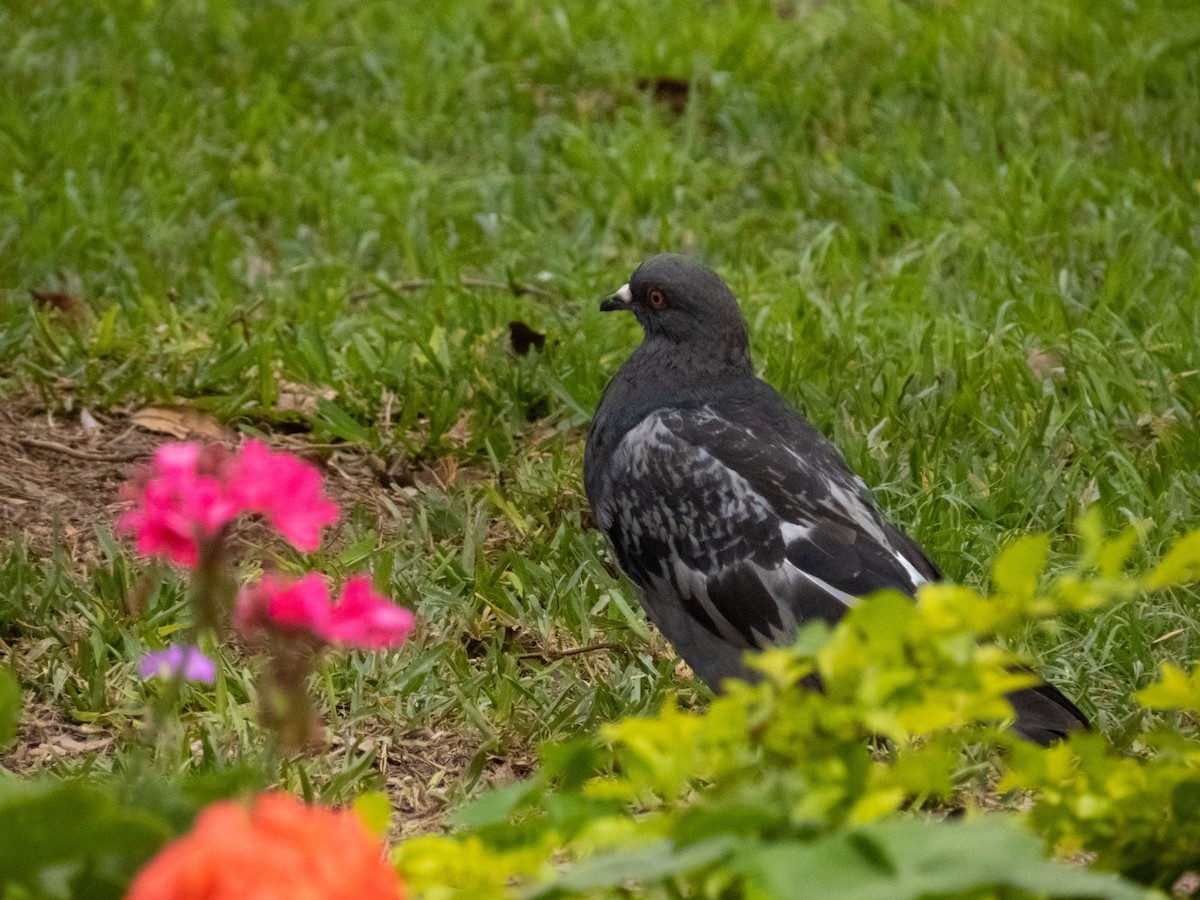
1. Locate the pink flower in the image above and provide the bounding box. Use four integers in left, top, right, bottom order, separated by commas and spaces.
120, 440, 340, 567
236, 573, 332, 640
325, 576, 415, 649
118, 443, 241, 567
235, 574, 414, 650
230, 440, 339, 552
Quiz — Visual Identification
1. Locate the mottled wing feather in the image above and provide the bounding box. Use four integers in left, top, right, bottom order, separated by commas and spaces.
595, 404, 937, 681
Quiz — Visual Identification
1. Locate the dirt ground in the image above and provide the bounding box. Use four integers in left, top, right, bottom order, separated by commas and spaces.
0, 394, 531, 835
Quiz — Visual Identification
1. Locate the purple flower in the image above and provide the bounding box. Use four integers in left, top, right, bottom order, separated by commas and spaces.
139, 645, 216, 683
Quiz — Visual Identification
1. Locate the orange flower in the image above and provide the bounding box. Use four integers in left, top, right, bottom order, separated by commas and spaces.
127, 792, 404, 900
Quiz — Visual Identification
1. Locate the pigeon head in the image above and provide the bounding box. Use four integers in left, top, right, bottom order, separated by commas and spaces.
600, 255, 751, 366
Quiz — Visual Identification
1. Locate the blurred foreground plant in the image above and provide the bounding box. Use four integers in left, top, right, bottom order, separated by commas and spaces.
127, 791, 405, 899
118, 439, 413, 751
397, 512, 1200, 898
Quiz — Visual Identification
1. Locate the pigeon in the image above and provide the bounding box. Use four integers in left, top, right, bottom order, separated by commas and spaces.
584, 254, 1088, 745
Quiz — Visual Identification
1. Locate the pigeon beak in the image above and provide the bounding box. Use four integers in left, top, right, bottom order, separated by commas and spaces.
600, 283, 633, 312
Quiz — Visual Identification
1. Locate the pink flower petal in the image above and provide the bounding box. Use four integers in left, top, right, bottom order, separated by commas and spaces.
323, 576, 414, 649
234, 573, 414, 650
118, 443, 241, 568
267, 573, 333, 632
235, 573, 333, 641
229, 440, 339, 552
227, 440, 276, 511
120, 439, 340, 568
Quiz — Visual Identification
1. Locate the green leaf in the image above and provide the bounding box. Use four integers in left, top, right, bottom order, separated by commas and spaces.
734, 818, 1149, 900
537, 837, 738, 894
315, 397, 370, 443
1145, 529, 1200, 589
673, 804, 781, 847
0, 666, 21, 748
451, 775, 547, 831
1134, 663, 1200, 712
353, 790, 392, 839
1171, 781, 1200, 825
540, 737, 605, 790
1078, 505, 1106, 566
1096, 528, 1139, 579
992, 534, 1050, 598
0, 778, 170, 893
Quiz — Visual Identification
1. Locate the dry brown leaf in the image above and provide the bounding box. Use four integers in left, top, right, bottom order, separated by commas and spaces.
522, 421, 562, 449
48, 734, 113, 755
508, 320, 546, 356
277, 380, 337, 414
1079, 479, 1100, 509
1137, 410, 1179, 439
130, 406, 230, 440
1027, 347, 1066, 381
636, 75, 691, 113
30, 289, 91, 328
1171, 871, 1199, 897
966, 471, 990, 497
444, 410, 475, 448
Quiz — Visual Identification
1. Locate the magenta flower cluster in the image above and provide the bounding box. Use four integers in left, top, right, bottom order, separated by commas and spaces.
236, 573, 414, 650
119, 440, 338, 567
120, 440, 414, 683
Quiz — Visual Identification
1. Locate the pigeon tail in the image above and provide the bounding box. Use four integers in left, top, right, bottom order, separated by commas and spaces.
1007, 682, 1090, 746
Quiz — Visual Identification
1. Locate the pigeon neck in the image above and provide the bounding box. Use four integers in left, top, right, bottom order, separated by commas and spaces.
636, 333, 755, 379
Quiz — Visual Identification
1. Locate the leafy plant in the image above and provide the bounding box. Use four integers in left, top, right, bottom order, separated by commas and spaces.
0, 777, 170, 899
0, 665, 20, 749
396, 516, 1200, 897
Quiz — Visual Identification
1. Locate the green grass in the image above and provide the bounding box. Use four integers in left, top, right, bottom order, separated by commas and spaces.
2, 0, 1198, 814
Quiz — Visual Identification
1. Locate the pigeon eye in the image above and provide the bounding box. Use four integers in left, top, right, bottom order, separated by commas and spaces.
648, 288, 668, 309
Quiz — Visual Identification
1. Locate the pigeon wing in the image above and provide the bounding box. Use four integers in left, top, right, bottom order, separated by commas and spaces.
594, 403, 938, 684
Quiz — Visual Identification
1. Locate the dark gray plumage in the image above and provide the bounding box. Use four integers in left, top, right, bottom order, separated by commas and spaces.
584, 254, 1088, 745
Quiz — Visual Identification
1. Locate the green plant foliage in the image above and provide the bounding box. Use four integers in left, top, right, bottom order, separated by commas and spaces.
727, 818, 1147, 900
0, 778, 169, 899
396, 522, 1200, 897
0, 665, 21, 749
1005, 732, 1200, 891
0, 764, 267, 899
1005, 649, 1200, 889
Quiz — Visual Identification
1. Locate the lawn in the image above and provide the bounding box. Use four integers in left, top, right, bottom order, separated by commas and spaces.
1, 0, 1198, 862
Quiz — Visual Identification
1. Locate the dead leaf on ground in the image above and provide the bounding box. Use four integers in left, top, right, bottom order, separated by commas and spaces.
1026, 347, 1066, 381
415, 455, 488, 490
46, 733, 113, 755
1172, 871, 1199, 898
443, 410, 475, 448
1137, 410, 1179, 440
966, 471, 990, 498
1079, 479, 1100, 509
277, 381, 337, 414
130, 406, 231, 441
636, 76, 690, 113
30, 289, 91, 328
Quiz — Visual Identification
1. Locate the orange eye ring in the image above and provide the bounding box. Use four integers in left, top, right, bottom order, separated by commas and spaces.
648, 288, 668, 309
